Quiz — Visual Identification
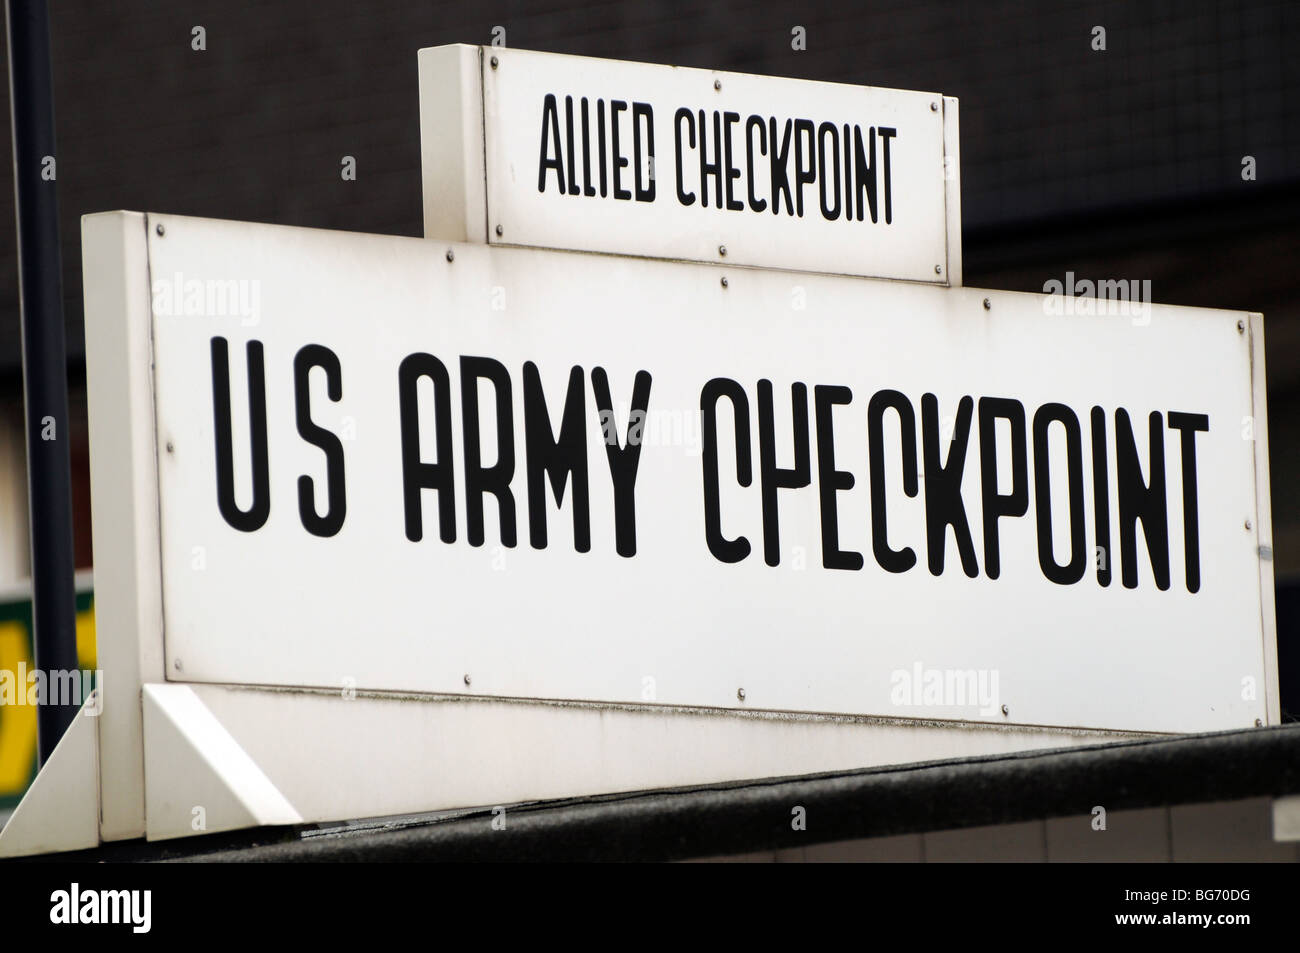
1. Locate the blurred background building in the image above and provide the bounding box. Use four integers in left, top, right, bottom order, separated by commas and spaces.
0, 0, 1297, 814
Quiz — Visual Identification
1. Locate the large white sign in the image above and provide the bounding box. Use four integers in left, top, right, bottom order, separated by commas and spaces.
131, 214, 1273, 734
419, 45, 960, 284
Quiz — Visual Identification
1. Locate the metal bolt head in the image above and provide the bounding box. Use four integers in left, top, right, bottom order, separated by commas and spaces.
165, 441, 174, 453
495, 224, 503, 237
155, 222, 165, 236
1001, 704, 1009, 716
714, 79, 722, 91
173, 658, 182, 671
736, 687, 746, 701
983, 298, 991, 311
1237, 319, 1246, 333
1255, 718, 1263, 727
720, 276, 728, 288
1245, 518, 1253, 531
934, 264, 942, 274
446, 249, 454, 262
463, 674, 471, 686
490, 56, 499, 69
931, 101, 939, 112
718, 244, 727, 257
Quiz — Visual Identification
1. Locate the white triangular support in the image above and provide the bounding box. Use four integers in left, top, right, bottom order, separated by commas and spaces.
0, 691, 101, 858
142, 684, 302, 840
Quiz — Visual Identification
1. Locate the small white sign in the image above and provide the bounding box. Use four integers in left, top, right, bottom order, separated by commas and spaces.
127, 214, 1275, 734
419, 45, 960, 284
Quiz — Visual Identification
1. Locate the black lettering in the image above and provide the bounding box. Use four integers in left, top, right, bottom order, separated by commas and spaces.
1091, 406, 1112, 586
1115, 409, 1170, 591
632, 102, 655, 202
1167, 411, 1209, 593
921, 394, 979, 577
611, 100, 631, 200
597, 98, 608, 197
853, 126, 878, 223
701, 379, 752, 563
1032, 403, 1086, 585
868, 389, 919, 573
591, 368, 653, 558
758, 379, 811, 567
769, 117, 794, 215
879, 126, 896, 223
580, 97, 595, 197
723, 111, 744, 211
211, 337, 270, 533
817, 122, 841, 221
814, 385, 862, 570
792, 119, 815, 217
842, 123, 852, 220
698, 109, 722, 208
461, 356, 517, 548
978, 397, 1029, 579
294, 344, 346, 538
523, 362, 590, 552
674, 107, 695, 206
745, 115, 767, 212
538, 93, 565, 193
398, 353, 455, 543
564, 95, 579, 195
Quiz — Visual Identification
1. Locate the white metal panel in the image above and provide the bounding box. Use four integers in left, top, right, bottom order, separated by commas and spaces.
190, 683, 1123, 827
142, 684, 302, 840
140, 213, 1267, 734
1248, 313, 1279, 724
418, 44, 487, 244
942, 96, 962, 288
81, 211, 165, 842
434, 45, 951, 283
0, 692, 99, 858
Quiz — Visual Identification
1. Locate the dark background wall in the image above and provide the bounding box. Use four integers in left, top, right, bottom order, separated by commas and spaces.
0, 1, 1295, 372
0, 0, 1295, 710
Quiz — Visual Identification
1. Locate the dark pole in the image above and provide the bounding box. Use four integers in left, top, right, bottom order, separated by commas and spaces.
6, 0, 78, 765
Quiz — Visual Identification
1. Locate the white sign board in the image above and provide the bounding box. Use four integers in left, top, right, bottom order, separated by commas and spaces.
123, 214, 1273, 735
419, 45, 961, 284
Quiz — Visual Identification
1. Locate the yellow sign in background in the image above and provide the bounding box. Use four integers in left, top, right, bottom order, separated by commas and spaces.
0, 587, 96, 809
